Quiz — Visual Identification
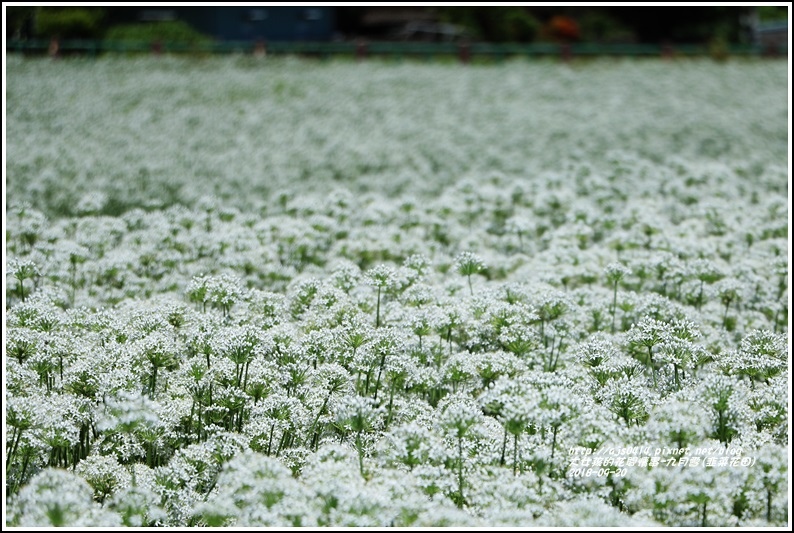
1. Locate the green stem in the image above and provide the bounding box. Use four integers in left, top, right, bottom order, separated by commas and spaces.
611, 282, 618, 334
546, 337, 555, 372
356, 432, 365, 478
375, 286, 381, 328
373, 354, 386, 401
718, 409, 725, 442
722, 298, 731, 328
500, 427, 507, 466
697, 280, 704, 311
386, 382, 396, 428
457, 437, 465, 507
767, 488, 773, 522
6, 428, 22, 471
19, 451, 31, 490
513, 433, 519, 476
150, 365, 158, 396
70, 263, 77, 307
267, 422, 275, 456
308, 396, 330, 450
552, 337, 563, 371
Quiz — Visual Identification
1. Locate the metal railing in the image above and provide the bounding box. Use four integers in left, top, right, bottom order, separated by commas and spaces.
6, 39, 787, 61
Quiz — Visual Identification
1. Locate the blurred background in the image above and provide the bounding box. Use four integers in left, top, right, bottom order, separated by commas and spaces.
5, 6, 789, 54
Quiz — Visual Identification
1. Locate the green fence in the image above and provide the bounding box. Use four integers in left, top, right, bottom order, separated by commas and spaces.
6, 39, 787, 61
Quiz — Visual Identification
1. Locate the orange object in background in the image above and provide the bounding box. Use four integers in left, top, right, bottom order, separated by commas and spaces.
48, 36, 59, 58
254, 39, 267, 58
549, 15, 580, 42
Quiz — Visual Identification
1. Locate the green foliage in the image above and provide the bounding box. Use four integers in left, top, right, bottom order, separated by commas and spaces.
501, 7, 542, 42
577, 11, 635, 43
757, 6, 788, 21
104, 20, 213, 46
438, 7, 541, 42
35, 8, 106, 39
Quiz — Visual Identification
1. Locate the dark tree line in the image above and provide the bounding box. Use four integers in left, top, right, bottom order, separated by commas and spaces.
7, 6, 775, 44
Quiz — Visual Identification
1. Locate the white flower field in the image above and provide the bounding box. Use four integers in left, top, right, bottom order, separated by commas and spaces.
4, 55, 790, 527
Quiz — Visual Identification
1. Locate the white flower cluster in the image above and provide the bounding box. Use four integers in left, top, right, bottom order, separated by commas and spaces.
4, 57, 788, 527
